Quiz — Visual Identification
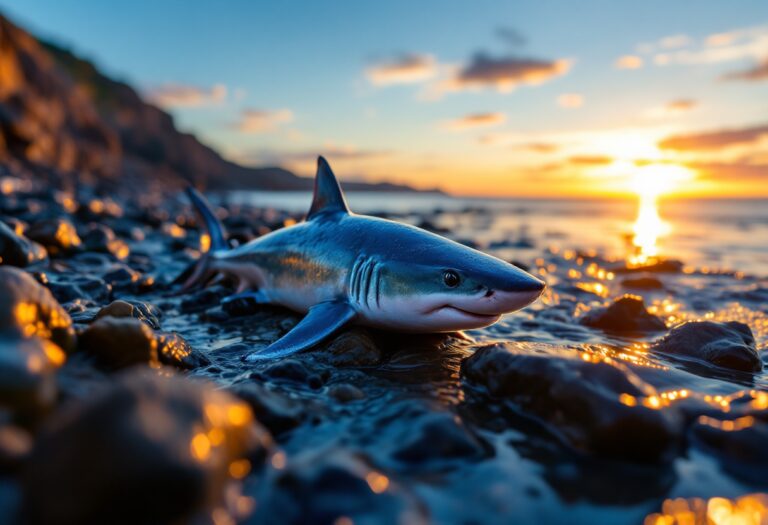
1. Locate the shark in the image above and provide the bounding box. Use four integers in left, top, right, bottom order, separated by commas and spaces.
184, 156, 545, 361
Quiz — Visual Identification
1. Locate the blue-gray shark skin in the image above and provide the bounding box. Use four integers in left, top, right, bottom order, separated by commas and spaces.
185, 156, 545, 361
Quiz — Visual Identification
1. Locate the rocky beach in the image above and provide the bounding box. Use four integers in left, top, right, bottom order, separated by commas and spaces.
1, 9, 768, 525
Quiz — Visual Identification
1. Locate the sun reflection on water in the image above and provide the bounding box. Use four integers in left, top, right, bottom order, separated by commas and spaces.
628, 164, 693, 265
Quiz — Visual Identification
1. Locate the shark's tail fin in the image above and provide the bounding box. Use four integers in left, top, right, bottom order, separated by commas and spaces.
174, 187, 228, 293
185, 186, 228, 253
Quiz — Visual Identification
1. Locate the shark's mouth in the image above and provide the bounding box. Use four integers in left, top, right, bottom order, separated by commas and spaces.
437, 305, 502, 322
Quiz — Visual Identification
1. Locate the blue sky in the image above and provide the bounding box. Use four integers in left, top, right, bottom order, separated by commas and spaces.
3, 0, 767, 196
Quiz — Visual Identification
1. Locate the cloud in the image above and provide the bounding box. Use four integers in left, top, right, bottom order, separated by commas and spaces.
146, 83, 227, 108
615, 55, 643, 69
654, 25, 768, 66
645, 98, 698, 119
567, 155, 613, 166
666, 99, 697, 112
685, 161, 767, 181
366, 54, 438, 86
721, 58, 768, 81
441, 112, 506, 131
441, 53, 570, 93
521, 142, 560, 153
236, 109, 294, 134
659, 123, 768, 151
659, 34, 692, 49
557, 93, 584, 108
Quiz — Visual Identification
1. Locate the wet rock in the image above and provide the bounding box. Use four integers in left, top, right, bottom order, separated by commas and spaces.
46, 276, 111, 305
180, 287, 227, 314
95, 300, 162, 330
610, 259, 684, 274
0, 336, 65, 427
328, 383, 366, 403
77, 317, 159, 370
620, 276, 664, 290
392, 412, 485, 465
25, 218, 82, 255
81, 224, 129, 260
579, 295, 666, 334
651, 321, 762, 372
156, 332, 210, 369
0, 267, 76, 352
0, 221, 47, 267
461, 343, 683, 462
263, 359, 310, 384
247, 450, 428, 525
101, 265, 141, 288
231, 383, 309, 437
691, 417, 768, 483
315, 329, 382, 367
21, 369, 272, 525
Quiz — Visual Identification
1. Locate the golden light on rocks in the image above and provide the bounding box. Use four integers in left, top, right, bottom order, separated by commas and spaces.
644, 494, 768, 525
365, 471, 390, 494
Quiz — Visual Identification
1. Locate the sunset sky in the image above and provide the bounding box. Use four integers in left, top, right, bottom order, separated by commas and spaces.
5, 0, 768, 197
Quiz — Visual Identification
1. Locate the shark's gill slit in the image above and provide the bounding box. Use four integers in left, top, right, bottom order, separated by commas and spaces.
362, 259, 376, 308
349, 256, 363, 301
373, 263, 382, 308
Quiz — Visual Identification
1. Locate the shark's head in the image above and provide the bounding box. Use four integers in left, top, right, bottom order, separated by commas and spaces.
370, 231, 545, 331
308, 156, 545, 332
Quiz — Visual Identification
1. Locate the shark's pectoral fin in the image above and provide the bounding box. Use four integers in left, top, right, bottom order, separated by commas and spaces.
244, 300, 357, 362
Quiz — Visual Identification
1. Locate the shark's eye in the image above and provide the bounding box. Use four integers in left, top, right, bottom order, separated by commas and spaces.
443, 270, 460, 288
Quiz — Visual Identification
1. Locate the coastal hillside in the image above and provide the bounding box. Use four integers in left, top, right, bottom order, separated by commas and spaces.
0, 13, 422, 193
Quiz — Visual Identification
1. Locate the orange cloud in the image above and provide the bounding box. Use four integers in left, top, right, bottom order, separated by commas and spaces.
666, 99, 697, 112
645, 98, 698, 119
568, 155, 613, 165
236, 109, 294, 133
146, 83, 227, 108
557, 93, 583, 108
366, 54, 438, 86
722, 58, 768, 81
615, 55, 643, 69
441, 112, 506, 131
687, 160, 767, 181
659, 123, 768, 151
442, 53, 570, 93
521, 142, 560, 153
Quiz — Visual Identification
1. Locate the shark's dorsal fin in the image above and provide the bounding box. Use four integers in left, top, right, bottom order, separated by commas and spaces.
307, 156, 350, 219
